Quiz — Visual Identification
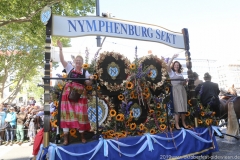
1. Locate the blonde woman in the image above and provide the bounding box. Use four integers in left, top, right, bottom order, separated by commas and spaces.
57, 40, 93, 145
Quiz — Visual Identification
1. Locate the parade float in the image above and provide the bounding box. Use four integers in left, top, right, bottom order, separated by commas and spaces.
38, 5, 221, 160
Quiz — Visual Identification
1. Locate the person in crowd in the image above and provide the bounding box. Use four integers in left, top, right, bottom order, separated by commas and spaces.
30, 97, 36, 106
0, 104, 6, 145
57, 40, 93, 145
193, 72, 203, 88
26, 109, 37, 146
15, 106, 27, 145
167, 54, 188, 130
195, 72, 220, 117
5, 106, 17, 146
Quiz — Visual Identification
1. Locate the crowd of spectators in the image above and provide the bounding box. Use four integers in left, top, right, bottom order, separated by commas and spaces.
0, 100, 44, 146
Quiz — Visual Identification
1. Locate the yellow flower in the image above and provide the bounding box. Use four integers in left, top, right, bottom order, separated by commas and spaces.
188, 99, 192, 106
86, 85, 93, 91
82, 63, 89, 69
201, 112, 205, 116
156, 111, 161, 116
148, 71, 152, 77
54, 101, 58, 107
160, 124, 166, 131
160, 118, 165, 122
139, 123, 144, 130
93, 74, 98, 80
205, 119, 210, 126
110, 109, 116, 117
150, 128, 156, 134
144, 88, 148, 93
97, 85, 101, 90
149, 109, 154, 114
143, 92, 150, 99
51, 120, 57, 128
126, 81, 134, 90
57, 83, 63, 90
70, 129, 76, 137
129, 64, 136, 70
118, 94, 124, 101
130, 123, 136, 130
62, 73, 67, 78
185, 111, 190, 116
165, 87, 169, 93
156, 103, 161, 109
198, 119, 203, 124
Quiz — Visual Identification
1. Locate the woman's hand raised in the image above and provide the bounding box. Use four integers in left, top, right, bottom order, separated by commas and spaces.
57, 40, 63, 49
172, 54, 179, 59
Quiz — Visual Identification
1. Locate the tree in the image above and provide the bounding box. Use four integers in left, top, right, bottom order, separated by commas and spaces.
0, 0, 96, 103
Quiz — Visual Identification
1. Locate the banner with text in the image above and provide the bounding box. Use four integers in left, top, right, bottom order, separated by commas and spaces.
52, 15, 185, 49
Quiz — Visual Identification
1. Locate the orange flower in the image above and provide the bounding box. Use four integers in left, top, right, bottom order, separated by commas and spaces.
165, 87, 169, 93
93, 74, 98, 80
201, 112, 205, 116
156, 111, 161, 116
143, 93, 150, 99
116, 114, 122, 121
109, 109, 116, 117
51, 120, 57, 128
149, 110, 154, 114
150, 128, 156, 134
188, 99, 192, 106
144, 88, 148, 93
148, 71, 152, 77
139, 123, 144, 130
86, 85, 93, 90
97, 85, 101, 90
82, 64, 89, 69
118, 94, 124, 101
129, 64, 136, 70
198, 119, 203, 124
126, 81, 134, 90
160, 124, 166, 131
70, 129, 76, 137
156, 103, 161, 109
130, 123, 137, 130
185, 111, 190, 116
54, 101, 58, 107
160, 118, 165, 122
205, 119, 210, 126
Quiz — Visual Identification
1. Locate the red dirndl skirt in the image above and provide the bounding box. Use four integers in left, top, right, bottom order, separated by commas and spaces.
60, 82, 90, 131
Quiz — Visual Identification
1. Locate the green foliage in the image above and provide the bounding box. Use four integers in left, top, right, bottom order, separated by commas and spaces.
0, 0, 96, 103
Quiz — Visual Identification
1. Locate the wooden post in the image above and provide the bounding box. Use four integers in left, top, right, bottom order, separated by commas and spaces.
182, 28, 198, 127
43, 15, 52, 148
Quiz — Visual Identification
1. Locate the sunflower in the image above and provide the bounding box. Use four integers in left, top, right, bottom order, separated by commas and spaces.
157, 103, 161, 109
97, 85, 101, 90
143, 93, 150, 99
211, 112, 216, 116
185, 111, 190, 116
198, 119, 203, 124
130, 91, 135, 99
57, 83, 63, 90
165, 87, 169, 93
121, 131, 127, 137
51, 120, 57, 128
129, 111, 133, 118
93, 74, 98, 80
130, 123, 137, 130
149, 109, 154, 114
188, 99, 192, 106
163, 113, 167, 117
86, 85, 93, 91
160, 118, 165, 122
150, 128, 156, 134
139, 123, 144, 130
156, 111, 161, 116
118, 94, 124, 101
54, 101, 59, 107
209, 119, 213, 124
126, 121, 130, 126
109, 109, 116, 117
199, 104, 203, 110
205, 119, 210, 126
51, 111, 57, 117
129, 64, 136, 70
62, 73, 67, 78
128, 117, 133, 122
144, 88, 148, 93
126, 81, 134, 90
82, 63, 89, 69
70, 129, 77, 137
119, 113, 125, 121
160, 124, 166, 131
116, 114, 122, 121
201, 112, 205, 116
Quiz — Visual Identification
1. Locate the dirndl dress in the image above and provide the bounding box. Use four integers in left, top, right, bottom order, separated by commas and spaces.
60, 69, 90, 131
169, 70, 187, 113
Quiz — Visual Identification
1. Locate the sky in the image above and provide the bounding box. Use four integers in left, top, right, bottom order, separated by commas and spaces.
54, 0, 240, 73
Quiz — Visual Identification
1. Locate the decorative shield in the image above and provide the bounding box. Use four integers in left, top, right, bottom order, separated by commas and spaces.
130, 103, 142, 120
96, 51, 131, 93
128, 99, 148, 125
87, 96, 108, 128
138, 54, 168, 90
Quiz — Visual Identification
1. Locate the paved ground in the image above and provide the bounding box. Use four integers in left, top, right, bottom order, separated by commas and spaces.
0, 141, 33, 160
0, 127, 239, 160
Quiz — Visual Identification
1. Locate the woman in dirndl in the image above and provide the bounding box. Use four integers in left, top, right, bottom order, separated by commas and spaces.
167, 54, 188, 130
57, 40, 92, 145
